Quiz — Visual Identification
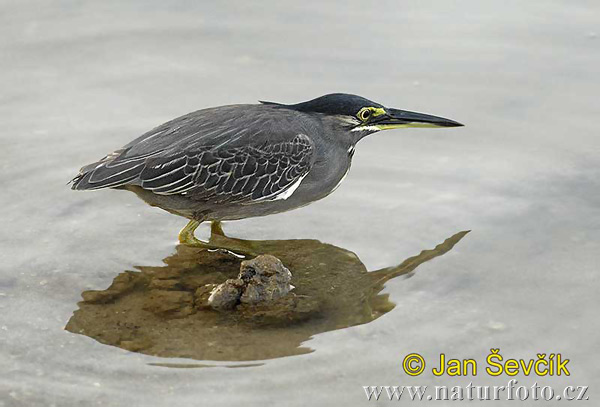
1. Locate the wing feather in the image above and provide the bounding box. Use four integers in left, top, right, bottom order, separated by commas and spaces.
138, 134, 314, 204
71, 105, 318, 194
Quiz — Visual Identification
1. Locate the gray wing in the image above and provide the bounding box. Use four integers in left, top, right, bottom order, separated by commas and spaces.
71, 105, 316, 204
137, 134, 314, 203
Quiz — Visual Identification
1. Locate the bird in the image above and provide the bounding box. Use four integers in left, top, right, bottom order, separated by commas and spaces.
71, 93, 463, 248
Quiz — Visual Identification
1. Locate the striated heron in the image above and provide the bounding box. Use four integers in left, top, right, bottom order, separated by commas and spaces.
71, 93, 463, 248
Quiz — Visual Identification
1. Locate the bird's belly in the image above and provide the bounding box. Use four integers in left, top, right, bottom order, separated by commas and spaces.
125, 184, 317, 221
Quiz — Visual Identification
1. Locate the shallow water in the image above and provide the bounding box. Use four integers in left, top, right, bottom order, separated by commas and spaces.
65, 232, 468, 362
1, 1, 599, 406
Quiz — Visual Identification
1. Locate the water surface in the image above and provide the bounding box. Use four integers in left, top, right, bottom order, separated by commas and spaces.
65, 232, 468, 362
1, 1, 599, 406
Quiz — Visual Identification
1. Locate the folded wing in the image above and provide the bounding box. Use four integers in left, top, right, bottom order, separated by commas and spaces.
72, 134, 314, 204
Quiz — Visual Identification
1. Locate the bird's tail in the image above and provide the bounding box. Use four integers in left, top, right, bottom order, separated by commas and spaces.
70, 149, 145, 191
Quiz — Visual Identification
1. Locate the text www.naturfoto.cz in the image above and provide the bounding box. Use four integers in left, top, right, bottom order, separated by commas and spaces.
363, 380, 589, 401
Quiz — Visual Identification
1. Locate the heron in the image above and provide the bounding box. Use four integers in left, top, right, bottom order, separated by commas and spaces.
71, 93, 463, 249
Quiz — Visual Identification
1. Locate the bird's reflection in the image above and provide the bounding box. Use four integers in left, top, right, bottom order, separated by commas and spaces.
66, 231, 468, 362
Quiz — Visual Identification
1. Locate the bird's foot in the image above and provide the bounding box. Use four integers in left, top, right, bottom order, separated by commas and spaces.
178, 220, 258, 258
178, 220, 203, 245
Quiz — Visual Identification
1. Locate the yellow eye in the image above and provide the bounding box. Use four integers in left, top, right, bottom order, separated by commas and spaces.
358, 108, 371, 122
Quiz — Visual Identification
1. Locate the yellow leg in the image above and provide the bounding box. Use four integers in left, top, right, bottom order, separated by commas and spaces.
210, 221, 225, 237
178, 220, 203, 245
178, 219, 255, 257
179, 220, 225, 244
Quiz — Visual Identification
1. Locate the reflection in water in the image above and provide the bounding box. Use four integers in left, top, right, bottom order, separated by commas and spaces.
66, 231, 468, 362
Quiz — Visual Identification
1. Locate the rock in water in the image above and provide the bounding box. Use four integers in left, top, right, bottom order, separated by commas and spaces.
206, 279, 244, 310
239, 255, 293, 304
208, 254, 293, 310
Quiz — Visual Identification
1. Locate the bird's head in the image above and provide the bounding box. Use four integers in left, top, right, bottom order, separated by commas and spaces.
263, 93, 463, 141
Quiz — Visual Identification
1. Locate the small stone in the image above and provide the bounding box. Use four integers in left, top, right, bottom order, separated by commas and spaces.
207, 279, 244, 310
194, 284, 219, 308
206, 254, 293, 311
239, 255, 292, 305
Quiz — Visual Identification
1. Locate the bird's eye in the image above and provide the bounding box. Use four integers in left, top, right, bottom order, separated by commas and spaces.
358, 109, 371, 122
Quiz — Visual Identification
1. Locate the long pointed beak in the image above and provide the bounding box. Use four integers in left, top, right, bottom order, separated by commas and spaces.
374, 108, 464, 129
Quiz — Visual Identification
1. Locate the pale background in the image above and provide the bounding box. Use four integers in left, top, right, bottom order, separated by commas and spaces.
0, 1, 598, 406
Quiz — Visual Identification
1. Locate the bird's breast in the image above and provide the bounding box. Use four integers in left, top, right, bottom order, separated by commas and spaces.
293, 144, 353, 203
